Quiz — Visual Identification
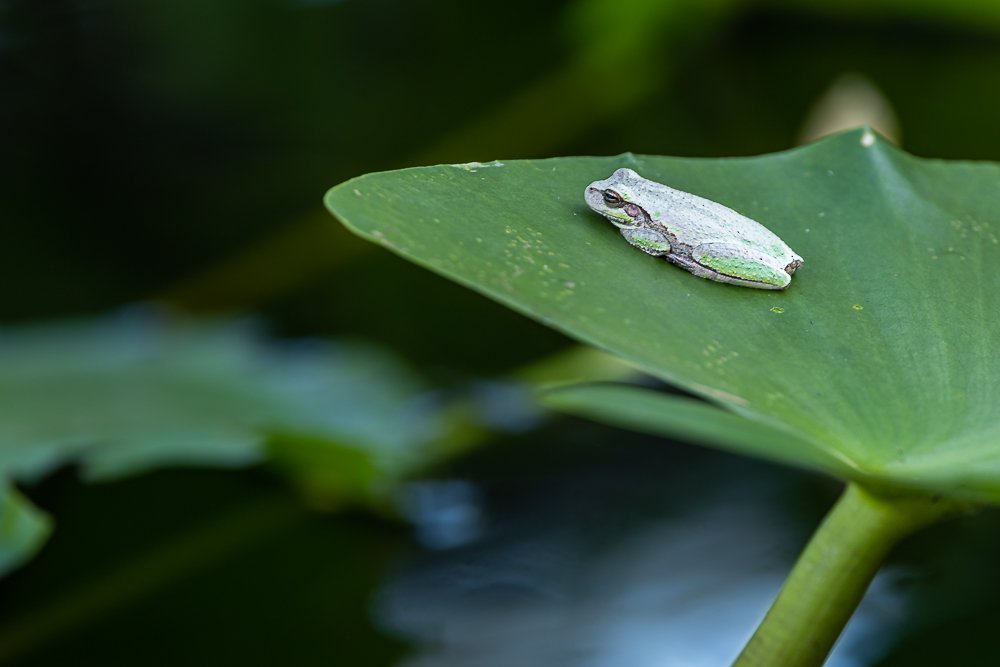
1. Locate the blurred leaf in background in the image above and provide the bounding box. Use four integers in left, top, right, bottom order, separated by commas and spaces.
0, 307, 444, 576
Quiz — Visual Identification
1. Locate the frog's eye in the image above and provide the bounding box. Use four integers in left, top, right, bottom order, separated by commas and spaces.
602, 190, 624, 208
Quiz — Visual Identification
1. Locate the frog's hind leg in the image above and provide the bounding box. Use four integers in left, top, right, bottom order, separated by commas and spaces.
620, 228, 671, 256
691, 242, 792, 290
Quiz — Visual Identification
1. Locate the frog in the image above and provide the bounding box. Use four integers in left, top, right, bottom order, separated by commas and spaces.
584, 168, 804, 290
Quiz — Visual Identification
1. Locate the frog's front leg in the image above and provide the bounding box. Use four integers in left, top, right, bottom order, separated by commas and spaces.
620, 227, 671, 256
690, 242, 793, 290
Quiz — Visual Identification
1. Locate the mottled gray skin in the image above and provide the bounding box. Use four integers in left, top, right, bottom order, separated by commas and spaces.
584, 168, 804, 290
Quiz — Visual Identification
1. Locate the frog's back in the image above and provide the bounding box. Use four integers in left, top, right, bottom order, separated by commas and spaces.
647, 182, 786, 251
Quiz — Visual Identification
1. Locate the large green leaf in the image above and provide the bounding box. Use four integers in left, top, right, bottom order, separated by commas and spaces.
325, 129, 1000, 503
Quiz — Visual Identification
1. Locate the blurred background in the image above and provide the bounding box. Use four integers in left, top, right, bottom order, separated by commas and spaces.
4, 0, 1000, 665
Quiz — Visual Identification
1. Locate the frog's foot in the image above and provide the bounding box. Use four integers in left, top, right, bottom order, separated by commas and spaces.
621, 227, 671, 256
691, 242, 793, 290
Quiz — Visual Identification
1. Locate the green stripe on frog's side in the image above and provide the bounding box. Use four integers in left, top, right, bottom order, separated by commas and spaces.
694, 253, 788, 287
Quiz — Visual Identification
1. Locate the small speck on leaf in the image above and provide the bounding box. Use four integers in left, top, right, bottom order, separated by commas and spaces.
451, 160, 505, 171
770, 306, 785, 314
853, 304, 864, 311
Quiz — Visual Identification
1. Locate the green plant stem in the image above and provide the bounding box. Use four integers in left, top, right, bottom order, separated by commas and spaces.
734, 482, 963, 667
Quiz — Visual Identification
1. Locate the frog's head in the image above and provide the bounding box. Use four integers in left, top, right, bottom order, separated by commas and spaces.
584, 168, 651, 229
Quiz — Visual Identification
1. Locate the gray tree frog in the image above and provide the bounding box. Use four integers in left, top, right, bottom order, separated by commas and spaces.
584, 168, 803, 290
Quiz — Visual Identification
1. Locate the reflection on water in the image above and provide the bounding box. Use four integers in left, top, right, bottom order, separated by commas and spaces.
379, 459, 907, 666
